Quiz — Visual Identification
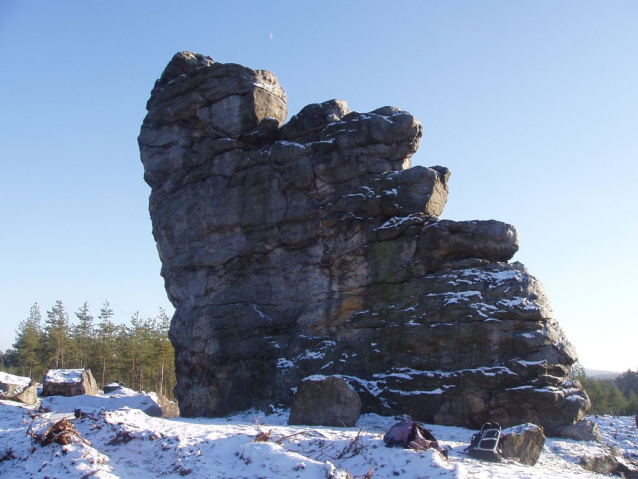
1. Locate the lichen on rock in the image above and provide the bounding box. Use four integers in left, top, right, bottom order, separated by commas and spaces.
138, 51, 589, 434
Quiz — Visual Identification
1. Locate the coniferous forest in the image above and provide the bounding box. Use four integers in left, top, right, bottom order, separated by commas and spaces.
0, 301, 176, 399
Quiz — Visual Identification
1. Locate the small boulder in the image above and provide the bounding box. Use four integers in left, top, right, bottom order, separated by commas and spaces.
500, 423, 546, 466
154, 393, 180, 418
42, 369, 98, 397
0, 372, 38, 405
559, 419, 602, 441
103, 381, 126, 394
289, 376, 361, 427
580, 453, 620, 475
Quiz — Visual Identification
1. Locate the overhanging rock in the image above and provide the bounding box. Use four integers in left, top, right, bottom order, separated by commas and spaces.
139, 51, 589, 434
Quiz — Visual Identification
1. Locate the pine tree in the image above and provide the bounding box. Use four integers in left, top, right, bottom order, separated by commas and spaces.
44, 300, 71, 369
627, 390, 638, 416
73, 302, 95, 369
581, 377, 608, 414
122, 311, 144, 390
606, 383, 629, 415
13, 303, 43, 378
96, 300, 116, 387
156, 308, 174, 397
616, 369, 638, 398
569, 360, 586, 380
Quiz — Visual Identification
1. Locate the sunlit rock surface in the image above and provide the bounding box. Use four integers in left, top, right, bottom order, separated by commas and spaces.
139, 52, 588, 434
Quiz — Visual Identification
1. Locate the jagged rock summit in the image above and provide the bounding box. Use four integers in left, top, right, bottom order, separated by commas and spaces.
139, 51, 589, 434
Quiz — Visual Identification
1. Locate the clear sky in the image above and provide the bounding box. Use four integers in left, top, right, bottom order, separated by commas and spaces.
1, 1, 636, 372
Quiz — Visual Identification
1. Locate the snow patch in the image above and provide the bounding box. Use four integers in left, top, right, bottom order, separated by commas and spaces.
43, 369, 85, 384
0, 372, 31, 388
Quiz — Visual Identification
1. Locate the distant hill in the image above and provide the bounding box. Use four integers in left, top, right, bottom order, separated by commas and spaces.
585, 368, 622, 380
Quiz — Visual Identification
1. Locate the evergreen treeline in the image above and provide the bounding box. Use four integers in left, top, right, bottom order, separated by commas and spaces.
571, 363, 638, 416
0, 301, 175, 399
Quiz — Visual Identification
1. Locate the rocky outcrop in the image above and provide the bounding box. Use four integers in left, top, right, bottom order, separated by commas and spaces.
139, 51, 589, 434
289, 376, 361, 427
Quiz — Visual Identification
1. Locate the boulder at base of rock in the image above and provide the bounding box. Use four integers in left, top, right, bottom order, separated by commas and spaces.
0, 372, 38, 405
42, 369, 98, 397
559, 420, 602, 441
154, 392, 180, 418
500, 423, 546, 466
289, 376, 361, 427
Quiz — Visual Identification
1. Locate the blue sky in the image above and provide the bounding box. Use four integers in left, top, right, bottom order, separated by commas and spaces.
1, 1, 636, 371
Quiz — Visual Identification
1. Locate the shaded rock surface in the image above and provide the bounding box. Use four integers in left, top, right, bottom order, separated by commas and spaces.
42, 369, 98, 397
289, 376, 361, 427
500, 423, 545, 466
139, 51, 589, 433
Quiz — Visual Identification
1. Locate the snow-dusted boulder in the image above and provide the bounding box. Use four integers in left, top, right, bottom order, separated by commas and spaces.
101, 385, 139, 398
103, 381, 125, 394
42, 369, 98, 397
0, 372, 37, 405
558, 419, 602, 441
42, 393, 161, 417
41, 390, 179, 418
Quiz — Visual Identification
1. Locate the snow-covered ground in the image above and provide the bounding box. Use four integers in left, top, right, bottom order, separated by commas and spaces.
0, 397, 636, 478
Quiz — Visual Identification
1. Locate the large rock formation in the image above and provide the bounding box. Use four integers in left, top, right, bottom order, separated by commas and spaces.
139, 52, 589, 434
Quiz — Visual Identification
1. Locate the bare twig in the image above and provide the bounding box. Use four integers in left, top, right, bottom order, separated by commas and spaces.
253, 418, 272, 442
337, 428, 366, 459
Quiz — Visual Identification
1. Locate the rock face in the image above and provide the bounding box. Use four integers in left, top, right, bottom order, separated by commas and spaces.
42, 369, 98, 397
500, 423, 546, 466
139, 51, 589, 434
289, 376, 361, 427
